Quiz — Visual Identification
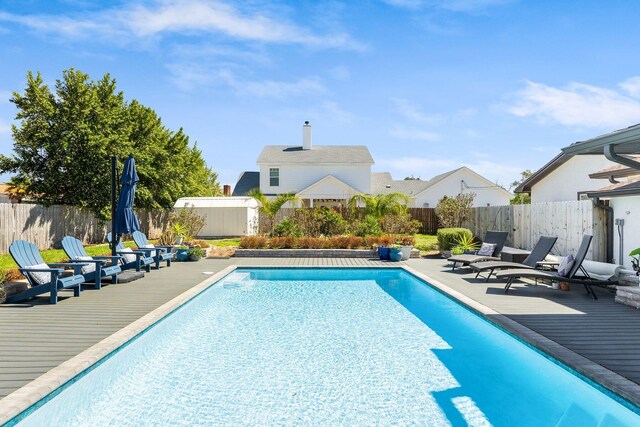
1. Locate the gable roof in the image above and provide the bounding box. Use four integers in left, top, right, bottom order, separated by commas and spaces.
296, 175, 360, 197
370, 172, 429, 196
257, 145, 374, 165
514, 153, 572, 193
232, 171, 259, 196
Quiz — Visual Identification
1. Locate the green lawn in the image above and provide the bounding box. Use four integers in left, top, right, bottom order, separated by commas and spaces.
205, 238, 240, 247
414, 234, 438, 254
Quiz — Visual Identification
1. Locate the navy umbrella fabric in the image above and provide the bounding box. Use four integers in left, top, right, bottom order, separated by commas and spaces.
114, 155, 141, 236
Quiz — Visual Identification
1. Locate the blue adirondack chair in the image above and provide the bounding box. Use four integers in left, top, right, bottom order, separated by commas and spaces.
8, 240, 84, 304
106, 233, 153, 273
61, 236, 122, 289
132, 231, 174, 269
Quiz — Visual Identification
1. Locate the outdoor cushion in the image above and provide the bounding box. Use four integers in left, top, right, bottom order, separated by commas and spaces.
120, 247, 138, 264
142, 244, 157, 257
477, 243, 496, 256
557, 255, 574, 277
75, 256, 96, 275
27, 263, 51, 285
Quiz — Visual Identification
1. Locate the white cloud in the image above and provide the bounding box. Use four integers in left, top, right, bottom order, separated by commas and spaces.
320, 101, 354, 124
509, 80, 640, 129
167, 64, 325, 97
619, 76, 640, 98
389, 125, 439, 141
392, 98, 443, 124
0, 0, 363, 50
0, 119, 11, 135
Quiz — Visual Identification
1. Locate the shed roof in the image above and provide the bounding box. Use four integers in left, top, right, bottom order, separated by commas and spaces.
173, 197, 259, 208
562, 123, 640, 155
589, 155, 640, 179
586, 176, 640, 198
257, 145, 374, 164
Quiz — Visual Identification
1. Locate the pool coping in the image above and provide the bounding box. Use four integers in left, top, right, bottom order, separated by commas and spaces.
1, 263, 640, 424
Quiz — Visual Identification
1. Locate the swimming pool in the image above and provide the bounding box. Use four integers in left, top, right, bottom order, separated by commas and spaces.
10, 268, 640, 426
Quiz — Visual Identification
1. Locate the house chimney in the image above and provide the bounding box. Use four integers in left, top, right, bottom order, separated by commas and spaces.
302, 121, 312, 150
223, 184, 231, 196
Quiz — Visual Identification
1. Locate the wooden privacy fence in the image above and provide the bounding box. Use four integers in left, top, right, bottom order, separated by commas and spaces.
462, 200, 607, 262
0, 203, 171, 253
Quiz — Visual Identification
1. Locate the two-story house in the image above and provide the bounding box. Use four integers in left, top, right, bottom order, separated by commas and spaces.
233, 122, 511, 208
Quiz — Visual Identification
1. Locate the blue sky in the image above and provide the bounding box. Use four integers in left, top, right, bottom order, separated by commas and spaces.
1, 0, 640, 190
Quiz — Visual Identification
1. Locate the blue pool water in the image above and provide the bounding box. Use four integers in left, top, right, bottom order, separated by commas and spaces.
14, 268, 640, 426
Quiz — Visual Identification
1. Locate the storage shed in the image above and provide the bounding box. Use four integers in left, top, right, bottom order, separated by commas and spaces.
173, 197, 260, 237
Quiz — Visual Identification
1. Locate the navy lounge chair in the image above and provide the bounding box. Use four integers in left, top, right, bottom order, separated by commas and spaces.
448, 230, 509, 271
495, 235, 612, 299
8, 240, 84, 304
107, 233, 153, 273
61, 236, 122, 289
469, 236, 558, 282
132, 231, 174, 269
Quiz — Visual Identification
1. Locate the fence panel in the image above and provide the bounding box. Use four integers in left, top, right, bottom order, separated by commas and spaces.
0, 203, 171, 253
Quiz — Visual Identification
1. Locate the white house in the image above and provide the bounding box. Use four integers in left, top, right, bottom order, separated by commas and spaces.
233, 121, 511, 208
515, 153, 618, 203
372, 167, 511, 208
560, 124, 640, 270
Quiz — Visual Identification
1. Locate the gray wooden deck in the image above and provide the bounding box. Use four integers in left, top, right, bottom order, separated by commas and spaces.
1, 256, 640, 406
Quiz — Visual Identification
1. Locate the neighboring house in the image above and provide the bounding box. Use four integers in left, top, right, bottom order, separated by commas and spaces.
372, 167, 511, 207
515, 154, 618, 203
233, 122, 511, 208
561, 124, 640, 270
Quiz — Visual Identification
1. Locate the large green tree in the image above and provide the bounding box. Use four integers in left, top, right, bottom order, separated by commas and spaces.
0, 69, 221, 220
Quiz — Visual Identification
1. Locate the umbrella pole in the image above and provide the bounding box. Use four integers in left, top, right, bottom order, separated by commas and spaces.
111, 156, 117, 256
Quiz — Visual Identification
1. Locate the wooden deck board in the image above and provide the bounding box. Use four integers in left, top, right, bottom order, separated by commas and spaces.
2, 255, 640, 405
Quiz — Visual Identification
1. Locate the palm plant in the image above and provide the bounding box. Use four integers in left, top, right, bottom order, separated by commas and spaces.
348, 192, 410, 219
247, 188, 300, 234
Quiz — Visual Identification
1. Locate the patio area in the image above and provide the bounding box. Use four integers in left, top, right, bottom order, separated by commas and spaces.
2, 255, 640, 407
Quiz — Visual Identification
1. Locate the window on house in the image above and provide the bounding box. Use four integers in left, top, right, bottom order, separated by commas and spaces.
270, 168, 279, 187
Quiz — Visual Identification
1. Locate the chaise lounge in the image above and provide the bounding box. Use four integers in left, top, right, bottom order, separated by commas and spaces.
448, 230, 509, 271
494, 235, 617, 299
469, 236, 557, 282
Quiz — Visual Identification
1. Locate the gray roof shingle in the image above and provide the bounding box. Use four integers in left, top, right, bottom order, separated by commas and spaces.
232, 171, 260, 196
371, 168, 464, 196
257, 145, 374, 164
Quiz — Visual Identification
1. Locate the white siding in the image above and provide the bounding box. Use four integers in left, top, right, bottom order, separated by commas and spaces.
259, 164, 371, 195
610, 196, 640, 269
531, 156, 617, 203
413, 169, 511, 207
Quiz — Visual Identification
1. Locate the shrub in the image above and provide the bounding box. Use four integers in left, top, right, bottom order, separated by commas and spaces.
352, 214, 382, 237
272, 217, 303, 237
269, 237, 296, 249
160, 204, 206, 245
297, 237, 328, 249
239, 236, 268, 249
435, 193, 475, 228
318, 208, 348, 236
191, 239, 211, 248
0, 269, 8, 285
379, 213, 421, 235
437, 228, 473, 251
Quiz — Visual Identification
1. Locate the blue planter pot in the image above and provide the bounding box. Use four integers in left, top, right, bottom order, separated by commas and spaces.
176, 248, 189, 262
378, 247, 391, 260
389, 249, 403, 262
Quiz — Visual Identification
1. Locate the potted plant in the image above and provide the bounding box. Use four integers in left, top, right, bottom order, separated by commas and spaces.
398, 236, 414, 261
187, 245, 206, 261
389, 244, 403, 262
176, 245, 189, 262
630, 247, 640, 276
454, 234, 480, 254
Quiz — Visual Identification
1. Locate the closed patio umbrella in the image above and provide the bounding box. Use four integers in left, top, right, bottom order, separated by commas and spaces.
114, 155, 140, 240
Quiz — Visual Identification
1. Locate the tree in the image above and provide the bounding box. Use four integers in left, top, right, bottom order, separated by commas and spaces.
0, 69, 221, 221
435, 193, 475, 228
247, 188, 299, 233
509, 169, 533, 205
348, 192, 410, 219
404, 175, 421, 180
